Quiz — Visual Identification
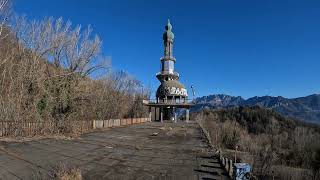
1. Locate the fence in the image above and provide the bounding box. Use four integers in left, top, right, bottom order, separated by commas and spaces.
219, 153, 234, 177
197, 119, 235, 178
0, 117, 151, 137
197, 119, 254, 179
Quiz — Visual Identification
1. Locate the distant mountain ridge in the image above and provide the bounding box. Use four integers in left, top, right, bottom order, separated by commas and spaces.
192, 94, 320, 124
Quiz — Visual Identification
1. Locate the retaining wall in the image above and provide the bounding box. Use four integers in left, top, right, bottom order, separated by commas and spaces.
92, 118, 150, 129
0, 118, 151, 137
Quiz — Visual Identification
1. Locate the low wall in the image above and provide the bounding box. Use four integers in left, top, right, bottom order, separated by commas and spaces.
0, 118, 151, 137
92, 118, 150, 129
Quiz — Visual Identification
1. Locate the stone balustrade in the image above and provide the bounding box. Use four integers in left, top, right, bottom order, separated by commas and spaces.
93, 118, 151, 129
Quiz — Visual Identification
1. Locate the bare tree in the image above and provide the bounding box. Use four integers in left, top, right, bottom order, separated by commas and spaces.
0, 0, 11, 39
0, 16, 110, 126
12, 16, 110, 77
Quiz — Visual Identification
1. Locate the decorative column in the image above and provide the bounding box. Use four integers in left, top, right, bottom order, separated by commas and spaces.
155, 107, 158, 121
160, 107, 163, 123
149, 107, 152, 122
186, 109, 189, 122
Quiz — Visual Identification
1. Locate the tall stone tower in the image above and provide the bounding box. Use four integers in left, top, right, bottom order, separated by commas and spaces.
144, 20, 192, 122
156, 20, 188, 104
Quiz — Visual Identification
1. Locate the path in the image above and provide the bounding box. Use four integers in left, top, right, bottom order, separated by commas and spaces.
0, 122, 229, 180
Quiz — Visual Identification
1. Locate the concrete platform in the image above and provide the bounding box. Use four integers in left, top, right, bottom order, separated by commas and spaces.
0, 122, 229, 180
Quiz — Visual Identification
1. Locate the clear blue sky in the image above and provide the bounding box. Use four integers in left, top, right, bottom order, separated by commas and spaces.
14, 0, 320, 99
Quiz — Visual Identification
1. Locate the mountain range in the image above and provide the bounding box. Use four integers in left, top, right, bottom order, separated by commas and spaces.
192, 94, 320, 124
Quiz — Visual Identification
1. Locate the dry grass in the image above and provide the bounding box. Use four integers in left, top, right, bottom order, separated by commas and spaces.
31, 162, 82, 180
271, 165, 313, 180
50, 163, 82, 180
194, 108, 320, 179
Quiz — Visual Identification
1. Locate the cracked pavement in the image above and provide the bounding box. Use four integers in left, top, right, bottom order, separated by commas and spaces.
0, 122, 229, 180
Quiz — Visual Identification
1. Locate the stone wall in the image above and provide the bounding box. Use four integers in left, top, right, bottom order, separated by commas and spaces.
93, 118, 150, 129
0, 118, 151, 137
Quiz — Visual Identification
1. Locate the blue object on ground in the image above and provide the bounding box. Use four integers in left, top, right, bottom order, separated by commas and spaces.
233, 163, 251, 180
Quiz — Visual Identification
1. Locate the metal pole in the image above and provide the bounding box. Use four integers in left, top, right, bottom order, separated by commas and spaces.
191, 85, 195, 100
235, 145, 238, 163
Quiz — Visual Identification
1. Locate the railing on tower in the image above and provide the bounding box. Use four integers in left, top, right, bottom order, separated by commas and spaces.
143, 98, 194, 105
156, 71, 179, 77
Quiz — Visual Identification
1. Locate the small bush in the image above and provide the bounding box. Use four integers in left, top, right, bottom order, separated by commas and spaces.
50, 163, 82, 180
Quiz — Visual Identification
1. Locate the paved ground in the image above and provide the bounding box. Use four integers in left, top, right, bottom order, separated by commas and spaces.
0, 122, 229, 180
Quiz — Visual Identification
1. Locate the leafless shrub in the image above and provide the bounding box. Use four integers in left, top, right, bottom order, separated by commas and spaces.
49, 163, 82, 180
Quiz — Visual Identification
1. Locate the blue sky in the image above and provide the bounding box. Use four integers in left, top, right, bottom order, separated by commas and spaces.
14, 0, 320, 99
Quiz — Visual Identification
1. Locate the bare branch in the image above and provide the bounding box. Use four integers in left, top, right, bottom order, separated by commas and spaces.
0, 0, 11, 39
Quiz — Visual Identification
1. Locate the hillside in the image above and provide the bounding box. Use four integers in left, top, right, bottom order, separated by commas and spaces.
192, 107, 320, 179
0, 17, 148, 136
192, 94, 320, 124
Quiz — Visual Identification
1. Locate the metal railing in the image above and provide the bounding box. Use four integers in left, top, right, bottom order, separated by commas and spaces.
156, 71, 179, 77
143, 99, 194, 105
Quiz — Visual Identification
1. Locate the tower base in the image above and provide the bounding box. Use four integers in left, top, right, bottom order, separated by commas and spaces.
147, 106, 190, 122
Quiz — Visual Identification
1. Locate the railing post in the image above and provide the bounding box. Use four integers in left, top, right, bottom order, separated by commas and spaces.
225, 158, 229, 173
93, 120, 96, 129
229, 159, 233, 177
